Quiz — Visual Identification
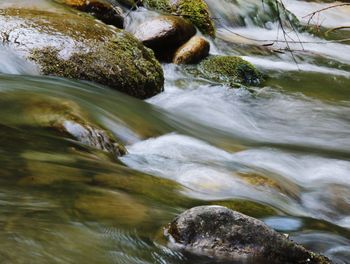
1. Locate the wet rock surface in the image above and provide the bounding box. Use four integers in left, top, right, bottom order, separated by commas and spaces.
0, 7, 164, 99
63, 0, 124, 28
165, 206, 331, 264
173, 36, 210, 64
134, 15, 196, 51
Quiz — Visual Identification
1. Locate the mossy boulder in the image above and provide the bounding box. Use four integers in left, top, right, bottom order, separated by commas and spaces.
165, 206, 331, 264
0, 7, 164, 99
142, 0, 215, 37
62, 0, 124, 28
198, 55, 263, 86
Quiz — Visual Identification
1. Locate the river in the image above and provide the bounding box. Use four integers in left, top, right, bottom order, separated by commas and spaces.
0, 0, 349, 263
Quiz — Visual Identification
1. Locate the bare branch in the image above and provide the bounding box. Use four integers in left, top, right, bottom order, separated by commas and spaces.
221, 27, 350, 45
302, 3, 350, 25
325, 26, 350, 35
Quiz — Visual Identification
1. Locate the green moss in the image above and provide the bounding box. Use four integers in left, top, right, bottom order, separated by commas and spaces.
198, 55, 263, 86
175, 0, 215, 37
143, 0, 215, 37
143, 0, 172, 11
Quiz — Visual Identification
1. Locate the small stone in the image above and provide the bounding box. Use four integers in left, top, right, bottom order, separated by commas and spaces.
173, 36, 210, 64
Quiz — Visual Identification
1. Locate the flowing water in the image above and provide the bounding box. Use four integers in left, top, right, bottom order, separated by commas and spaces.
1, 0, 350, 263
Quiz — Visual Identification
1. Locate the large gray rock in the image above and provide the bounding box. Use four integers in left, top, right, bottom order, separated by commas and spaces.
0, 6, 163, 99
165, 206, 331, 264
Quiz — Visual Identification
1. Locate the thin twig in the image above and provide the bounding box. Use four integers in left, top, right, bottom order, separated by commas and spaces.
221, 27, 350, 45
275, 1, 299, 69
278, 0, 304, 50
325, 26, 350, 35
303, 3, 350, 25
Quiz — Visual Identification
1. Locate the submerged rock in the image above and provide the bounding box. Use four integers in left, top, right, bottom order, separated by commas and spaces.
142, 0, 215, 37
27, 96, 127, 157
173, 36, 210, 64
134, 15, 196, 50
0, 7, 164, 99
74, 188, 148, 224
165, 206, 331, 264
1, 94, 126, 158
198, 55, 263, 86
63, 0, 124, 28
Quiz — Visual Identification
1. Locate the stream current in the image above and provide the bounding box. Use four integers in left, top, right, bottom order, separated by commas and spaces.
0, 0, 350, 263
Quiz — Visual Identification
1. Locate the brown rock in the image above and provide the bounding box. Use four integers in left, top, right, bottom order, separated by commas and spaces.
173, 36, 210, 64
134, 15, 196, 50
64, 0, 124, 28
